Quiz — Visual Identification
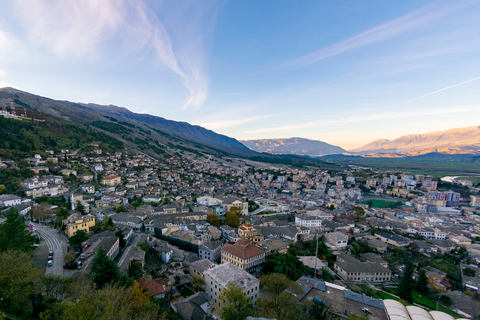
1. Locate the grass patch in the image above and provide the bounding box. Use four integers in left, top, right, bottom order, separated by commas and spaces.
363, 199, 402, 208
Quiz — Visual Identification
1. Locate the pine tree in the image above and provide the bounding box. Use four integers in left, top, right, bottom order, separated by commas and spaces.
416, 269, 428, 294
0, 208, 34, 252
90, 248, 120, 288
398, 261, 414, 302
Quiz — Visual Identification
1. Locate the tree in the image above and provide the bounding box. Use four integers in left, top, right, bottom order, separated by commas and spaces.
115, 229, 126, 248
191, 274, 205, 291
0, 208, 35, 252
398, 261, 415, 302
32, 202, 54, 222
42, 281, 159, 320
464, 267, 475, 277
0, 250, 40, 315
308, 300, 332, 320
264, 253, 305, 281
416, 269, 428, 294
225, 207, 241, 228
76, 201, 85, 215
258, 273, 302, 318
127, 260, 143, 280
90, 248, 121, 288
68, 230, 88, 251
207, 213, 220, 227
220, 283, 254, 320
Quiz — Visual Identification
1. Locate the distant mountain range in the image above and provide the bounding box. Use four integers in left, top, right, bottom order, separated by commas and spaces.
241, 137, 346, 156
353, 126, 480, 156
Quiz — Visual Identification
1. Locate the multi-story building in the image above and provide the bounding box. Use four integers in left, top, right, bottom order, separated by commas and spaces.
63, 213, 95, 237
204, 262, 259, 308
221, 239, 265, 277
100, 175, 121, 186
295, 214, 324, 228
199, 239, 223, 262
334, 254, 391, 283
0, 194, 22, 207
223, 197, 249, 216
238, 221, 264, 243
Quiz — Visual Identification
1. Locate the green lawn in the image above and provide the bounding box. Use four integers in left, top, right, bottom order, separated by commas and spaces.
362, 199, 402, 208
412, 291, 462, 319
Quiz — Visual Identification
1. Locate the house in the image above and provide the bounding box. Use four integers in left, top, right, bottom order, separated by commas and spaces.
256, 238, 290, 255
221, 239, 266, 277
139, 278, 170, 299
366, 238, 388, 253
82, 231, 120, 260
0, 194, 22, 207
189, 259, 216, 279
295, 214, 324, 228
143, 194, 162, 203
63, 213, 95, 237
171, 292, 210, 320
199, 239, 223, 262
238, 221, 264, 243
425, 266, 450, 292
325, 232, 348, 250
60, 168, 77, 176
376, 232, 410, 247
204, 262, 259, 308
288, 276, 386, 318
221, 196, 249, 216
334, 254, 391, 283
101, 175, 121, 186
112, 213, 143, 231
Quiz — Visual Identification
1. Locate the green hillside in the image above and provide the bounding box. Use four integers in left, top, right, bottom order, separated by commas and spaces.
0, 117, 123, 159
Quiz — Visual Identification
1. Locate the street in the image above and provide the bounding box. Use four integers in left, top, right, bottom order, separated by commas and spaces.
33, 223, 67, 277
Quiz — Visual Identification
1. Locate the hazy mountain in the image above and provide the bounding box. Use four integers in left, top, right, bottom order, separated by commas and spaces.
241, 137, 346, 156
353, 126, 480, 155
0, 87, 253, 157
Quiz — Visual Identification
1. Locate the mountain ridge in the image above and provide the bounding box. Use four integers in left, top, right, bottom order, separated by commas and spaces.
352, 126, 480, 155
241, 137, 346, 156
0, 87, 253, 157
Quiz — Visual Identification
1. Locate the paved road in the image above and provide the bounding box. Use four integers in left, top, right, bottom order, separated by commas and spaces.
34, 223, 67, 277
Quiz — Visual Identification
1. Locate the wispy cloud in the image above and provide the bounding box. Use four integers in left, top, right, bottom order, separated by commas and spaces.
279, 1, 474, 69
196, 114, 277, 130
12, 0, 217, 109
408, 75, 480, 102
244, 105, 480, 135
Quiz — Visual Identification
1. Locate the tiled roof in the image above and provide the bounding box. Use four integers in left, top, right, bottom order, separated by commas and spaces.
222, 240, 264, 259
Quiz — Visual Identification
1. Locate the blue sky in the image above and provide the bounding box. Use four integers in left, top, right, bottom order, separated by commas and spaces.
1, 0, 480, 149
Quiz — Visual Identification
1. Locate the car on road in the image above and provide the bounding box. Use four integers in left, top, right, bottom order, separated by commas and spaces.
48, 251, 54, 259
47, 260, 53, 267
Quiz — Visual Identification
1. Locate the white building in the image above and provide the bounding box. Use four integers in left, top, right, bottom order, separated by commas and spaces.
325, 232, 348, 250
204, 262, 259, 308
0, 194, 22, 207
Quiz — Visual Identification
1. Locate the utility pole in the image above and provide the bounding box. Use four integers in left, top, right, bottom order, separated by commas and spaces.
314, 230, 319, 278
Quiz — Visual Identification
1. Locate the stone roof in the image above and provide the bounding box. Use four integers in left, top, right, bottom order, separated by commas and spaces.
204, 262, 258, 289
171, 292, 209, 320
190, 259, 215, 274
336, 253, 389, 273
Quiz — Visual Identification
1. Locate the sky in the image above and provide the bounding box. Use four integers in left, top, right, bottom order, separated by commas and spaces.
1, 0, 480, 150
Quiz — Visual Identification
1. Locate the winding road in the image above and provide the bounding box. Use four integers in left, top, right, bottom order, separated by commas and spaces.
33, 223, 67, 277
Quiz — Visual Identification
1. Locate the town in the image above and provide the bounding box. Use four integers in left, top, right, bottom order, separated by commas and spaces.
1, 141, 479, 320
